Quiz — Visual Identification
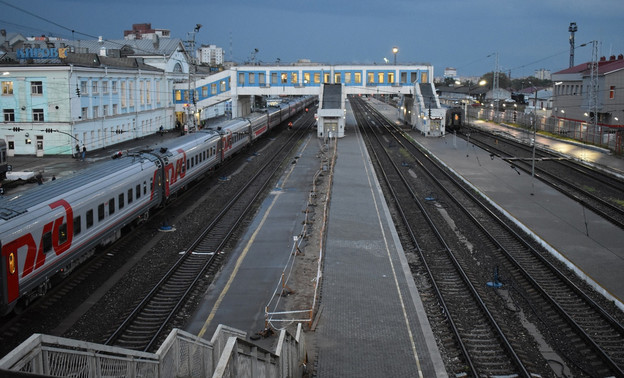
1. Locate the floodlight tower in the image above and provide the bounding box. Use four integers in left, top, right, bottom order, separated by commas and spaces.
569, 22, 577, 68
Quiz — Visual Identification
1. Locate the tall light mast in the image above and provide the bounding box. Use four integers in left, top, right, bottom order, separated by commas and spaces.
569, 22, 577, 68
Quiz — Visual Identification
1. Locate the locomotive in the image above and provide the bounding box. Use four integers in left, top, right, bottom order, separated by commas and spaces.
0, 96, 315, 315
445, 107, 463, 133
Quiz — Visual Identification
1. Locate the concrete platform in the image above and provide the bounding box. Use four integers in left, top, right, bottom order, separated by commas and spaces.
372, 99, 624, 310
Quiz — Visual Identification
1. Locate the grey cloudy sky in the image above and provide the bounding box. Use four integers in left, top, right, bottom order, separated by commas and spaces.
2, 0, 623, 78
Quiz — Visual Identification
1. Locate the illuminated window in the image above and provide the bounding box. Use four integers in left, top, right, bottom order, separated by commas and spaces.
334, 73, 341, 83
211, 83, 217, 94
175, 90, 182, 101
324, 73, 330, 83
345, 72, 351, 84
610, 86, 615, 99
121, 82, 127, 107
367, 72, 374, 83
354, 72, 361, 84
304, 72, 310, 84
377, 72, 385, 83
420, 72, 428, 83
1, 81, 13, 95
291, 72, 298, 84
388, 72, 395, 84
313, 73, 320, 84
281, 72, 288, 84
128, 81, 134, 107
202, 86, 208, 97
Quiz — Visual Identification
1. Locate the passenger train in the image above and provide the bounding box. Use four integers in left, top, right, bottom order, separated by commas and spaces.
0, 96, 315, 315
445, 107, 463, 133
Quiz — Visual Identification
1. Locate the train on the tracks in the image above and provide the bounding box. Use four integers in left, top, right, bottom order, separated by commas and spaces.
445, 107, 463, 133
0, 96, 315, 315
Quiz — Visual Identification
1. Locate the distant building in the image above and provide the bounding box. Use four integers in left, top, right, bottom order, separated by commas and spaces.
552, 54, 624, 126
443, 67, 457, 79
534, 68, 551, 80
198, 44, 224, 66
123, 23, 170, 40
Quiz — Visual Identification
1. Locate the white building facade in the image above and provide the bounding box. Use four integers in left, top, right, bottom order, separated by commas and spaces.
0, 61, 175, 156
198, 45, 224, 66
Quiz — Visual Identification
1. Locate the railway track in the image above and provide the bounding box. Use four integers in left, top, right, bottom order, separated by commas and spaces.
103, 116, 315, 352
463, 126, 624, 230
351, 96, 624, 377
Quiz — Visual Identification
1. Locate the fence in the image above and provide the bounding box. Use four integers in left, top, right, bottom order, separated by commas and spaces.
468, 107, 623, 154
0, 324, 306, 377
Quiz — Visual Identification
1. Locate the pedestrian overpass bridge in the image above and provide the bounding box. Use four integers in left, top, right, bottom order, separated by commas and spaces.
173, 63, 434, 120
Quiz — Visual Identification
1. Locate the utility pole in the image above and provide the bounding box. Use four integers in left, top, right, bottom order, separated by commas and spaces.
588, 40, 599, 132
186, 24, 201, 132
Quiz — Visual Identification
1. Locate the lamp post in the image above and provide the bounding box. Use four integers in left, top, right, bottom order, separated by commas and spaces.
392, 46, 398, 66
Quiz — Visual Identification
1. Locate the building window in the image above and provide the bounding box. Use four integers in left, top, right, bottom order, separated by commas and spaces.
3, 109, 15, 122
31, 81, 43, 95
112, 104, 118, 115
610, 86, 615, 99
103, 104, 108, 116
1, 81, 13, 95
102, 81, 108, 94
112, 81, 117, 93
32, 108, 44, 122
92, 81, 98, 94
93, 106, 99, 118
121, 82, 126, 107
128, 81, 134, 107
81, 107, 88, 119
80, 81, 88, 96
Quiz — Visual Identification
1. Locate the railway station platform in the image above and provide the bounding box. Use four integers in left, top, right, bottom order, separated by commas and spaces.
371, 98, 624, 310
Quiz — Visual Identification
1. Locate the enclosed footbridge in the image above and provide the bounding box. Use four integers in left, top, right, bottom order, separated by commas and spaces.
174, 63, 442, 135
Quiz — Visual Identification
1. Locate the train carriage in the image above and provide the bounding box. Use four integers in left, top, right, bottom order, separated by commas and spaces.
247, 112, 270, 142
148, 129, 221, 200
0, 155, 162, 314
210, 118, 252, 161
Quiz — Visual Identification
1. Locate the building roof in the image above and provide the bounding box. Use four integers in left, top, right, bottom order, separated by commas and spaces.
554, 54, 624, 76
54, 38, 184, 58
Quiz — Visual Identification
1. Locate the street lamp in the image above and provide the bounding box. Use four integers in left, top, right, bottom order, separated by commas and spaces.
392, 46, 398, 65
528, 82, 538, 195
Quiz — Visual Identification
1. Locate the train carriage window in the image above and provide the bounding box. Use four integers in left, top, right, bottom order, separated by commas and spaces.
118, 193, 124, 209
136, 184, 141, 199
42, 232, 52, 253
109, 198, 115, 215
127, 189, 133, 204
98, 204, 105, 221
147, 179, 150, 195
58, 223, 68, 244
86, 210, 93, 228
74, 215, 81, 235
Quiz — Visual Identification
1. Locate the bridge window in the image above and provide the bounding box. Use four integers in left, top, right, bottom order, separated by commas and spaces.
388, 72, 394, 84
281, 73, 288, 84
175, 90, 182, 101
221, 79, 228, 92
368, 72, 374, 83
202, 86, 208, 97
421, 72, 428, 83
259, 73, 265, 85
238, 73, 244, 84
411, 72, 418, 83
291, 72, 297, 84
344, 72, 351, 84
314, 73, 320, 84
211, 83, 217, 94
355, 72, 361, 84
304, 72, 310, 84
401, 72, 407, 83
249, 73, 256, 84
324, 73, 330, 83
377, 72, 385, 83
334, 73, 341, 83
271, 73, 278, 84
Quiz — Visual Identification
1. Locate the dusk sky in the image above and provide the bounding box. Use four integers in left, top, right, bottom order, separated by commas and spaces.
2, 0, 623, 78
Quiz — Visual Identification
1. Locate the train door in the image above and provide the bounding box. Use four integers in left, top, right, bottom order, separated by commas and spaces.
36, 135, 44, 157
325, 120, 338, 138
